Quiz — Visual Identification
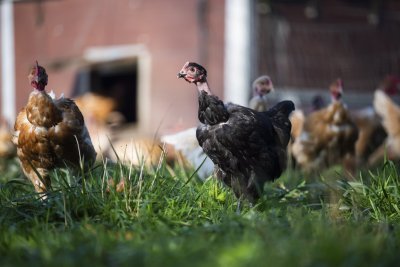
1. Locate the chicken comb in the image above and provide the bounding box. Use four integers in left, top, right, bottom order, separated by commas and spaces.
35, 60, 39, 76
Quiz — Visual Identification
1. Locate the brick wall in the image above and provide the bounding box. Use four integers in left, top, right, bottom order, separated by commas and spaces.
13, 0, 225, 134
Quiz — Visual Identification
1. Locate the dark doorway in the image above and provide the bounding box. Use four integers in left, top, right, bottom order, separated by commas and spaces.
72, 60, 138, 123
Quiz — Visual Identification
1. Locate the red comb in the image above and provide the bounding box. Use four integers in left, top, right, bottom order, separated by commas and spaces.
35, 60, 39, 76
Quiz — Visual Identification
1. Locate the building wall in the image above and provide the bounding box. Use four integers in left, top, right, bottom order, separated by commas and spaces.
13, 0, 225, 134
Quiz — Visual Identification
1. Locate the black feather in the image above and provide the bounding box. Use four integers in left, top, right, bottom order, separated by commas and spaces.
198, 91, 229, 125
196, 93, 295, 202
187, 62, 207, 77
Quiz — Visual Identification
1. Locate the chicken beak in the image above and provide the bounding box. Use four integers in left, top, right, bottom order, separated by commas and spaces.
177, 72, 186, 79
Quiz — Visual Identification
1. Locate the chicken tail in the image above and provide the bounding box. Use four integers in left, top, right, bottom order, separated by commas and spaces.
373, 90, 390, 119
373, 89, 400, 137
290, 110, 305, 140
266, 100, 295, 118
265, 100, 295, 146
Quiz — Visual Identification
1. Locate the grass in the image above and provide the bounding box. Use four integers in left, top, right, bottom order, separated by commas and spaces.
1, 155, 400, 266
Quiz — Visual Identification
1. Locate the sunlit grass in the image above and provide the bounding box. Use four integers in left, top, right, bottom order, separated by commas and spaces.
0, 154, 400, 266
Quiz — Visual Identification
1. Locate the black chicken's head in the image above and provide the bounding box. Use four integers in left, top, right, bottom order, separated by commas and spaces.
252, 75, 274, 96
28, 61, 48, 91
311, 95, 325, 111
177, 62, 207, 83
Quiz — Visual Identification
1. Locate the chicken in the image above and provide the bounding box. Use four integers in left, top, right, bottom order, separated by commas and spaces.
351, 106, 386, 166
288, 95, 326, 169
107, 136, 166, 167
177, 62, 294, 202
291, 79, 358, 173
161, 127, 214, 180
162, 76, 275, 181
290, 110, 305, 142
373, 89, 400, 162
74, 93, 164, 167
75, 92, 125, 160
0, 120, 16, 159
310, 95, 326, 112
352, 75, 400, 166
13, 62, 97, 195
74, 92, 117, 124
248, 75, 274, 112
290, 94, 325, 144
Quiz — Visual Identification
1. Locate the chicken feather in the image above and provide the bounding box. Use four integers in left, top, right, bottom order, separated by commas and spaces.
291, 79, 358, 173
13, 62, 96, 195
178, 62, 294, 202
373, 90, 400, 159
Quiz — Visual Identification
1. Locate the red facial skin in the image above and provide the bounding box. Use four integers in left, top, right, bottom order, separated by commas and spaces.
29, 61, 48, 91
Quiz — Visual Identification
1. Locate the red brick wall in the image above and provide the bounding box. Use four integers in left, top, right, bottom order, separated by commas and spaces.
13, 0, 225, 134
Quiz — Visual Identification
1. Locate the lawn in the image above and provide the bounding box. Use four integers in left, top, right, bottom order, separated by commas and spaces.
1, 155, 400, 267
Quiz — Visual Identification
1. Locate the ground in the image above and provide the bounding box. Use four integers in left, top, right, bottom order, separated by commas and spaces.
0, 157, 400, 266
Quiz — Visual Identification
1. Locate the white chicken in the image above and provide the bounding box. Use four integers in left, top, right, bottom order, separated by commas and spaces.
373, 88, 400, 162
161, 127, 214, 180
353, 75, 400, 166
248, 75, 274, 112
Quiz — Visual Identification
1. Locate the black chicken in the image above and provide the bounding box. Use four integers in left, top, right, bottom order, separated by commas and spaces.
177, 62, 294, 202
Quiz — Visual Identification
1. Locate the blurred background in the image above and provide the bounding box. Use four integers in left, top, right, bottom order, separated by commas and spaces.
0, 0, 399, 137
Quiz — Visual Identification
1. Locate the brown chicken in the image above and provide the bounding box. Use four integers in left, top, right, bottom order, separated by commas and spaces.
75, 92, 125, 160
74, 92, 120, 125
0, 119, 16, 159
290, 95, 326, 145
289, 95, 325, 164
290, 110, 305, 143
13, 62, 97, 195
107, 135, 166, 167
291, 79, 358, 173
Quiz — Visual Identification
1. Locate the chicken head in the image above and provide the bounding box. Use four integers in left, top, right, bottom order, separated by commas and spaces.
252, 75, 274, 96
28, 61, 48, 91
330, 78, 343, 101
177, 62, 207, 84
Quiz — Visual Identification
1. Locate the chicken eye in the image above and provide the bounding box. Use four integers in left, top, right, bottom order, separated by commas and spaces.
190, 67, 195, 72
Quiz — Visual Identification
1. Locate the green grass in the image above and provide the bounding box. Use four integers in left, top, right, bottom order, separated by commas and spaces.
1, 155, 400, 267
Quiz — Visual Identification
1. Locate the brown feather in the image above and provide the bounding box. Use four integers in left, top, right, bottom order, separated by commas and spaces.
292, 99, 358, 173
14, 90, 96, 195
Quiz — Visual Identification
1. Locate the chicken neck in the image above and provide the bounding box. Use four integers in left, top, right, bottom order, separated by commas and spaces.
26, 91, 63, 127
197, 83, 229, 125
195, 80, 212, 95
